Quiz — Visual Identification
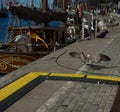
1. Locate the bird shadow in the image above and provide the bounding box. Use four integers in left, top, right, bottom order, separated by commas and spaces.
87, 64, 120, 70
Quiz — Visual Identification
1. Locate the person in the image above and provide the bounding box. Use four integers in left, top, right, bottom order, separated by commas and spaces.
77, 2, 84, 18
76, 2, 84, 30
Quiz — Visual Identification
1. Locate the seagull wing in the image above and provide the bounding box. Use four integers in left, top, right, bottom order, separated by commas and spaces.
22, 34, 28, 39
14, 35, 23, 42
69, 52, 86, 63
95, 54, 111, 63
79, 52, 88, 63
69, 52, 80, 58
14, 34, 29, 42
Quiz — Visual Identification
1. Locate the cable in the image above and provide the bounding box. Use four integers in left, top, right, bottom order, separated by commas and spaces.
55, 48, 79, 71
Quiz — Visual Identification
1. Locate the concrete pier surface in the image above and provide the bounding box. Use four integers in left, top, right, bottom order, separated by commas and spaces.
1, 15, 120, 112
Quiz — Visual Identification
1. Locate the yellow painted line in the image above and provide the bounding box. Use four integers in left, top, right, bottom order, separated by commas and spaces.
87, 75, 120, 82
30, 72, 50, 76
50, 73, 85, 78
0, 71, 120, 102
49, 72, 120, 82
0, 72, 47, 102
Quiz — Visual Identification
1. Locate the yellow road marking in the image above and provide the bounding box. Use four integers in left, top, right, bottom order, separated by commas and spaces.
30, 72, 50, 76
49, 73, 120, 82
87, 75, 120, 82
50, 73, 85, 78
0, 72, 120, 102
0, 72, 49, 102
0, 73, 39, 101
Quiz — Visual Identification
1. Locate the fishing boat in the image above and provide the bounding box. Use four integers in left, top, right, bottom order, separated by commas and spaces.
0, 25, 68, 74
0, 0, 70, 74
0, 0, 83, 74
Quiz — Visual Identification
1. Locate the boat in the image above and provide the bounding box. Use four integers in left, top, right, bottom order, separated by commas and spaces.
0, 0, 79, 74
8, 5, 69, 25
0, 24, 68, 74
0, 16, 67, 74
0, 52, 45, 73
0, 32, 48, 73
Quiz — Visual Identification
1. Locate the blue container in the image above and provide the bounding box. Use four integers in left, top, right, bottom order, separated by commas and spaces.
48, 21, 62, 27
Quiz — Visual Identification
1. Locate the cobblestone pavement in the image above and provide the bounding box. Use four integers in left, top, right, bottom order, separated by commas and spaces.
83, 32, 120, 77
36, 82, 118, 112
36, 22, 120, 112
3, 14, 120, 112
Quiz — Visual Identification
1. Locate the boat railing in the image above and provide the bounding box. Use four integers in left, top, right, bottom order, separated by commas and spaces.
1, 42, 53, 53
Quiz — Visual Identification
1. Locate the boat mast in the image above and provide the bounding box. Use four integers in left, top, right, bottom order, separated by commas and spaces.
62, 0, 67, 11
31, 0, 34, 8
42, 0, 48, 12
53, 0, 67, 11
0, 0, 3, 10
53, 0, 58, 8
42, 0, 67, 12
26, 0, 28, 7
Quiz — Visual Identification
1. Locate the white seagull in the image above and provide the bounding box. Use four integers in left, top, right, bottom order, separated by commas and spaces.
14, 34, 28, 42
69, 51, 111, 65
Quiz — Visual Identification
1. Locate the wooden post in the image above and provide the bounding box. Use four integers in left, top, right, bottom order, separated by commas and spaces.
82, 21, 84, 40
31, 0, 34, 8
94, 19, 98, 38
42, 0, 48, 12
88, 13, 92, 39
53, 31, 57, 52
62, 0, 67, 12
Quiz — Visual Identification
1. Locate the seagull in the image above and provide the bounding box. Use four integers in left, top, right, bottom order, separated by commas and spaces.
97, 30, 109, 38
69, 51, 111, 65
13, 34, 28, 42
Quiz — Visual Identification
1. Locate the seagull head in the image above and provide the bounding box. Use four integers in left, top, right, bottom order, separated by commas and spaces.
87, 54, 90, 58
